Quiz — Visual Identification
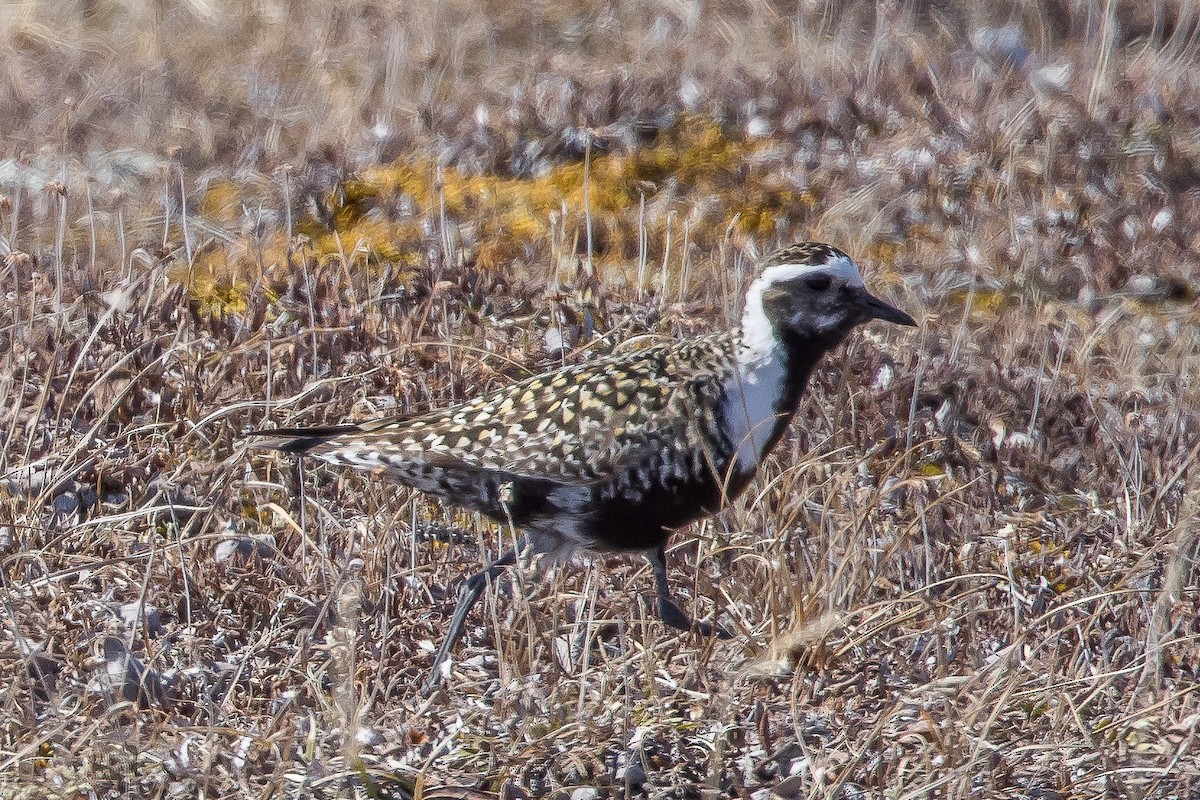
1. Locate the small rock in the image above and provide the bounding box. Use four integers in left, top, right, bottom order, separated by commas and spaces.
746, 116, 773, 139
1151, 207, 1174, 233
971, 24, 1030, 69
1027, 787, 1064, 800
618, 762, 647, 788
499, 780, 530, 800
1031, 63, 1071, 93
100, 636, 168, 708
354, 726, 383, 747
19, 639, 60, 700
215, 535, 277, 564
570, 788, 599, 800
52, 489, 81, 525
0, 461, 51, 494
544, 327, 569, 357
771, 774, 806, 799
1123, 272, 1190, 303
754, 756, 779, 780
120, 601, 164, 637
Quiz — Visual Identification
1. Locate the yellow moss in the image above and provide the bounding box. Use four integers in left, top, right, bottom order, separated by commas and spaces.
865, 240, 904, 265
320, 115, 806, 270
179, 114, 824, 314
187, 271, 249, 317
736, 208, 778, 236
948, 289, 1014, 318
918, 461, 946, 477
199, 180, 243, 222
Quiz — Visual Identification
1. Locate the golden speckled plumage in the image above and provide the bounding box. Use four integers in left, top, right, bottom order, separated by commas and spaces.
760, 241, 851, 271
317, 331, 739, 484
252, 241, 917, 690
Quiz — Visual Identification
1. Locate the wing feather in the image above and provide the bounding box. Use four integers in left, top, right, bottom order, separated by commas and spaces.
284, 332, 737, 486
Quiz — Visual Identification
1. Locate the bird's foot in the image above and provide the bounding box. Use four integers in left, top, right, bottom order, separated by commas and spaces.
657, 596, 733, 639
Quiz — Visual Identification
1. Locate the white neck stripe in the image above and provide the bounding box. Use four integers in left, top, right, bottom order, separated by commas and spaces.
755, 256, 864, 289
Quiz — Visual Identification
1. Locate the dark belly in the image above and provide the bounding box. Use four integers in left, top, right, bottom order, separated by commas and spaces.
583, 476, 723, 550
503, 464, 755, 553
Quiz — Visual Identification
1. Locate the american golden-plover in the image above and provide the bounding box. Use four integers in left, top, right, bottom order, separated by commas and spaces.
254, 242, 917, 689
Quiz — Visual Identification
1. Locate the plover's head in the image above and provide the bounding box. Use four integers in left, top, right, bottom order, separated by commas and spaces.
741, 242, 916, 354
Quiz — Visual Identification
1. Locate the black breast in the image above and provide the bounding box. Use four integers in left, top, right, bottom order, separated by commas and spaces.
581, 472, 724, 551
530, 450, 756, 553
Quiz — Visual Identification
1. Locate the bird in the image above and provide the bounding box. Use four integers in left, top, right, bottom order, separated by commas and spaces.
252, 242, 917, 690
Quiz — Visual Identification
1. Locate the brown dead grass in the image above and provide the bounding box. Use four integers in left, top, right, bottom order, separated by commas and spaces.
4, 1, 1200, 798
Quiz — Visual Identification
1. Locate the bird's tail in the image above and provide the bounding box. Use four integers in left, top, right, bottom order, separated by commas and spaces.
247, 424, 361, 455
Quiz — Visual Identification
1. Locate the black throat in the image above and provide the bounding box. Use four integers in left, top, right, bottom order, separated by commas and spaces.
773, 326, 851, 417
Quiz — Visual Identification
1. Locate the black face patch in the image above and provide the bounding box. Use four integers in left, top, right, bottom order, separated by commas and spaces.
770, 275, 836, 310
803, 274, 832, 292
759, 273, 867, 343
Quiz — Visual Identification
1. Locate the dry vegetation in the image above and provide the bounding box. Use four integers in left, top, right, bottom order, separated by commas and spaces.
4, 0, 1200, 797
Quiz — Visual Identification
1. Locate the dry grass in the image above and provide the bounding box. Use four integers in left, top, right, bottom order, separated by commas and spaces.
4, 1, 1200, 798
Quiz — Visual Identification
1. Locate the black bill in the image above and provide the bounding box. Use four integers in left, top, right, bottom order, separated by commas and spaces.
860, 290, 918, 327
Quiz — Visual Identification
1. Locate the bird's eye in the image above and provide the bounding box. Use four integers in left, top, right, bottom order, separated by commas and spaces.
804, 275, 832, 291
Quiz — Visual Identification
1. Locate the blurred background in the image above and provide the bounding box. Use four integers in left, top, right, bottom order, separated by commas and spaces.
4, 2, 1200, 798
4, 0, 1199, 294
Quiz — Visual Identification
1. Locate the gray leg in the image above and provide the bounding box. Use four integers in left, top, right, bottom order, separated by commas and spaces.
648, 545, 732, 639
423, 539, 524, 693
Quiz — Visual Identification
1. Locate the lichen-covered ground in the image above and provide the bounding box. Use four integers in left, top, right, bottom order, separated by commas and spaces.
3, 2, 1200, 798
